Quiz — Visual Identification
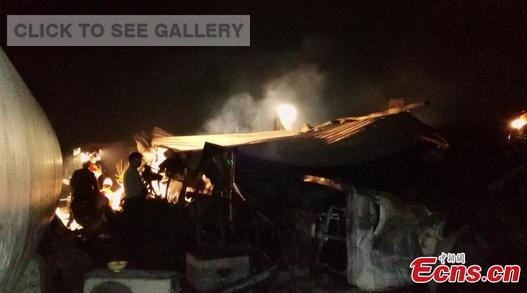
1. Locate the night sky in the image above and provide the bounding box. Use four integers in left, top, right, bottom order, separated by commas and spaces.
1, 1, 526, 151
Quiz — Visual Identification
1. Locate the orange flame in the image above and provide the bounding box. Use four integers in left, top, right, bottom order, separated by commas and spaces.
510, 113, 527, 130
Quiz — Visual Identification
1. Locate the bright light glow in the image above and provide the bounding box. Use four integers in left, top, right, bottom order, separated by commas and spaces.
107, 186, 124, 211
151, 147, 168, 172
277, 104, 297, 130
55, 200, 83, 231
80, 152, 90, 163
94, 150, 102, 161
103, 177, 113, 187
510, 113, 527, 130
201, 174, 213, 195
147, 147, 182, 201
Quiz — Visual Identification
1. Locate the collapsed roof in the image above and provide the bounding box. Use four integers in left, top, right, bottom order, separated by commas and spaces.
151, 104, 447, 168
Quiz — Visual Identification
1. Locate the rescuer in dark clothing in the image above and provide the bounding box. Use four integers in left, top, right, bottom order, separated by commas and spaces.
70, 161, 109, 233
71, 162, 99, 198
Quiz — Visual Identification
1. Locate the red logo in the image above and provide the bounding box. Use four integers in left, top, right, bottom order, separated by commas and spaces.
410, 254, 521, 283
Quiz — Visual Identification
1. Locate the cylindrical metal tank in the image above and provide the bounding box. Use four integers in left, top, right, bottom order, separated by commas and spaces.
0, 48, 62, 292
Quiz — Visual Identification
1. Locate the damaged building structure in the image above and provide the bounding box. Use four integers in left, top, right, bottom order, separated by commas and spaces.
2, 41, 522, 289
131, 103, 455, 291
0, 42, 474, 290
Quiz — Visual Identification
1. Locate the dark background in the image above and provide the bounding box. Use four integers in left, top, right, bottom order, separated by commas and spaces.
1, 1, 526, 151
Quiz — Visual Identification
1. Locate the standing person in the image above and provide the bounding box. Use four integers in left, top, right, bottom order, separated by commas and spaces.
123, 152, 147, 231
70, 161, 107, 233
71, 161, 99, 201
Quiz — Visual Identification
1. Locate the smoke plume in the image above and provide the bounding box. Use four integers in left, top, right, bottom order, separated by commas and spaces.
203, 64, 326, 133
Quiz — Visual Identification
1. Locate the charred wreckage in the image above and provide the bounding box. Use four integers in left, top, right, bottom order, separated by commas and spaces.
110, 102, 457, 292
3, 38, 522, 290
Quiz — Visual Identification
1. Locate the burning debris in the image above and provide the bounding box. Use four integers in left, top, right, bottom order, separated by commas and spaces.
82, 104, 450, 291
56, 148, 119, 231
510, 113, 527, 131
509, 112, 527, 143
4, 6, 527, 292
40, 104, 527, 292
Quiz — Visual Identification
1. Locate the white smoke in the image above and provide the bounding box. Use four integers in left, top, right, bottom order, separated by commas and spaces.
203, 65, 326, 133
